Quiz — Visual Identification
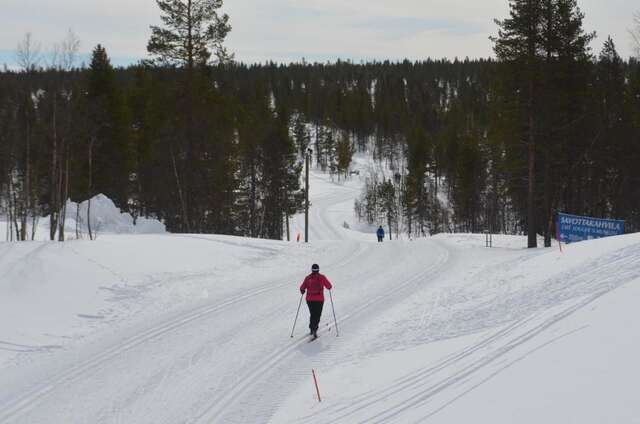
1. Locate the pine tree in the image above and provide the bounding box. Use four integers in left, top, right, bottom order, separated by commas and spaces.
292, 115, 310, 156
593, 38, 626, 217
146, 0, 234, 233
404, 125, 431, 237
493, 0, 544, 248
378, 179, 397, 239
493, 0, 594, 247
147, 0, 232, 67
258, 111, 301, 239
335, 133, 353, 180
84, 44, 131, 239
540, 0, 594, 246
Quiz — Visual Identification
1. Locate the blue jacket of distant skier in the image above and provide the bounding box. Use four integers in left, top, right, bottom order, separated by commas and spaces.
376, 227, 385, 238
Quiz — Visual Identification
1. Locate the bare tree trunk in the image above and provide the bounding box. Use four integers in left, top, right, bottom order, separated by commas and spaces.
87, 137, 94, 240
5, 185, 11, 241
258, 205, 266, 239
285, 212, 290, 241
527, 78, 537, 248
58, 151, 69, 241
7, 183, 12, 241
50, 95, 58, 240
11, 180, 20, 241
543, 152, 552, 247
5, 207, 9, 242
250, 157, 256, 237
21, 120, 31, 241
75, 202, 80, 239
87, 198, 92, 240
31, 213, 38, 240
170, 146, 190, 233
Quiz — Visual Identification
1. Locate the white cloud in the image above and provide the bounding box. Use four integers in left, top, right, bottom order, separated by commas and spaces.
0, 0, 636, 65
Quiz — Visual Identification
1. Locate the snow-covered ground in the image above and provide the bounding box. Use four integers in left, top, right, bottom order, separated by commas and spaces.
1, 152, 639, 423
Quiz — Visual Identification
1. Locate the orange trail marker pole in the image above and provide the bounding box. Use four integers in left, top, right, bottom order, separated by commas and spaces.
312, 369, 322, 402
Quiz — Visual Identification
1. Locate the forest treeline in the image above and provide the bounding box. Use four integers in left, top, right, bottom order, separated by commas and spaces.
1, 0, 639, 244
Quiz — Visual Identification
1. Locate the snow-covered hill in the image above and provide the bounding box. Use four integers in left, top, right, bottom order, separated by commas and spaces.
1, 154, 639, 423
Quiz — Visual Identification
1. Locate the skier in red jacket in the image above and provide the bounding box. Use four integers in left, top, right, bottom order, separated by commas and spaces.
299, 263, 333, 338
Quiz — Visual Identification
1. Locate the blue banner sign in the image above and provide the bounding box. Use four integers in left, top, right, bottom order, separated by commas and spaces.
558, 212, 625, 244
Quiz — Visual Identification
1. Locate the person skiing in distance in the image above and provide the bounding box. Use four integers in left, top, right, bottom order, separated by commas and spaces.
377, 226, 385, 242
299, 264, 332, 339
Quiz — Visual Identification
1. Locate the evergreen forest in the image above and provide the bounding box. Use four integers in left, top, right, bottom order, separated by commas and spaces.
1, 0, 639, 247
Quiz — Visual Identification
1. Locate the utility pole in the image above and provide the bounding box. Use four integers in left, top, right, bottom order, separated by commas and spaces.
305, 149, 312, 243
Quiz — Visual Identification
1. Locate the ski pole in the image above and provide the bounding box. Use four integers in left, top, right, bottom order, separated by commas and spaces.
290, 292, 304, 338
329, 290, 339, 337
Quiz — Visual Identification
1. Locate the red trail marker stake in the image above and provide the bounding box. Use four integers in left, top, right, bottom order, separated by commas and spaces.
312, 369, 322, 402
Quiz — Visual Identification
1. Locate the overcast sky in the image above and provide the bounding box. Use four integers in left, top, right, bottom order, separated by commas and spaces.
1, 0, 637, 67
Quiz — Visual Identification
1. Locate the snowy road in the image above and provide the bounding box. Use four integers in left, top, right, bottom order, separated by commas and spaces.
2, 162, 640, 423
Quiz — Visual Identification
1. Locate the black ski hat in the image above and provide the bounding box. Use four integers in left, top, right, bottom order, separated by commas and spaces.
311, 263, 320, 273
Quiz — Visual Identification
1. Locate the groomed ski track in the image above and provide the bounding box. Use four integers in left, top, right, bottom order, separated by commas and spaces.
0, 169, 450, 423
2, 166, 640, 424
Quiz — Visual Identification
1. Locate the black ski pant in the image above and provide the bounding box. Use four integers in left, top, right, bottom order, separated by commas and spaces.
307, 301, 324, 332
377, 235, 383, 242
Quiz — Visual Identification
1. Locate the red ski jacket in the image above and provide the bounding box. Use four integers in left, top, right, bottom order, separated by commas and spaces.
300, 273, 332, 302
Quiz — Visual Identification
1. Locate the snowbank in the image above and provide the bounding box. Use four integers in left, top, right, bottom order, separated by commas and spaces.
0, 194, 165, 241
59, 194, 166, 235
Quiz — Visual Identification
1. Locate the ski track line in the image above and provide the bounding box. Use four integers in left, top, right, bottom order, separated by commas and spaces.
0, 237, 373, 423
318, 193, 352, 241
66, 243, 130, 284
195, 263, 445, 423
317, 207, 342, 241
296, 295, 595, 424
193, 243, 450, 423
169, 234, 283, 253
292, 315, 538, 424
218, 243, 435, 423
296, 242, 640, 424
382, 286, 636, 421
0, 285, 279, 423
370, 290, 612, 424
0, 242, 49, 278
411, 325, 590, 424
308, 184, 357, 242
310, 201, 342, 242
280, 245, 452, 424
